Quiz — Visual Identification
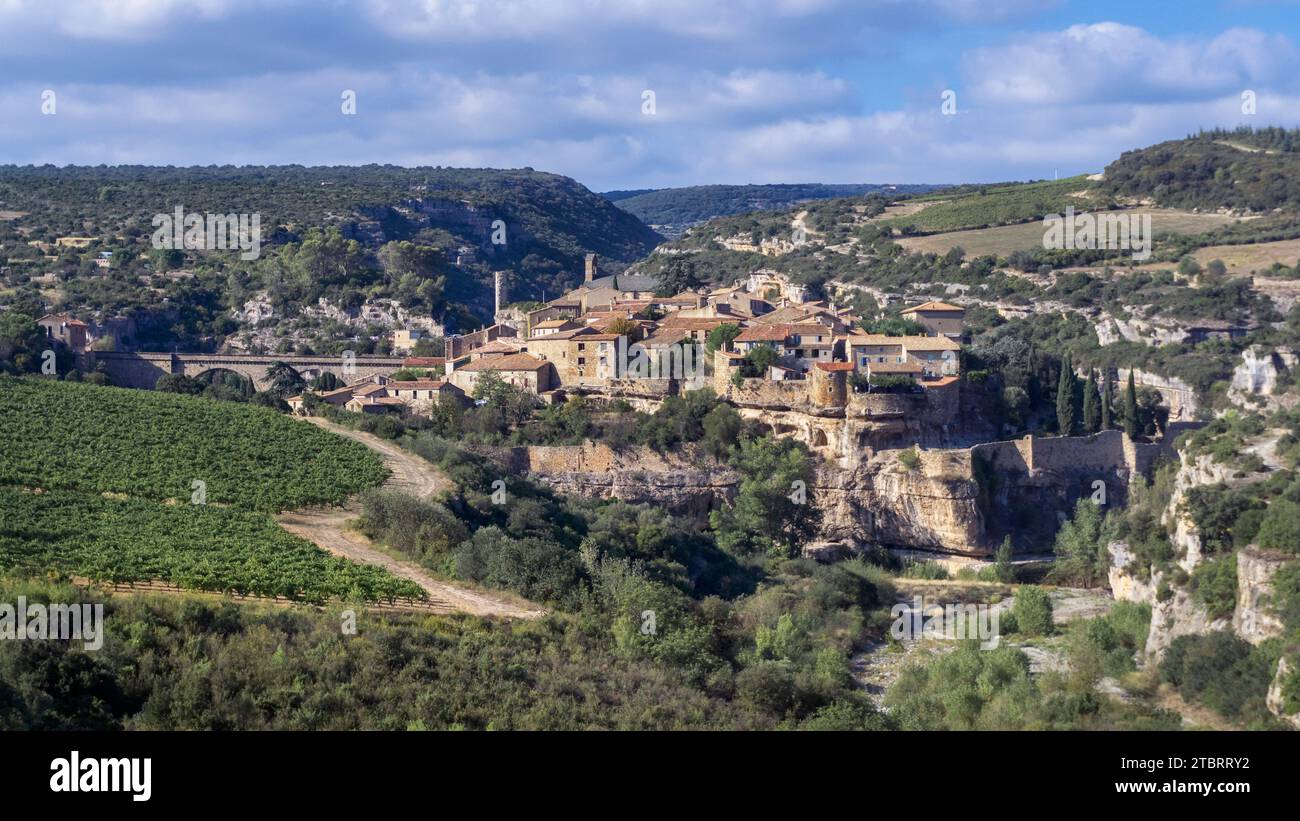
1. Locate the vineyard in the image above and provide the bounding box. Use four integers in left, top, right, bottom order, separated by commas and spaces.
888, 176, 1105, 234
0, 376, 386, 511
0, 488, 424, 602
0, 376, 420, 604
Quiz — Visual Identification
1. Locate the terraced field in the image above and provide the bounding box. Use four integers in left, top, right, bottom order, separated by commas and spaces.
896, 208, 1244, 258
0, 377, 421, 603
0, 376, 385, 511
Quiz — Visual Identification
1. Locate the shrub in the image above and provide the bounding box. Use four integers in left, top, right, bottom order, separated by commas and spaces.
1189, 555, 1238, 621
1256, 499, 1300, 553
1011, 585, 1053, 636
1159, 631, 1274, 720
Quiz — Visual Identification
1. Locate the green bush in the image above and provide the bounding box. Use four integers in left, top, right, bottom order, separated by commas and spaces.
1159, 631, 1275, 720
1256, 499, 1300, 553
1011, 585, 1054, 636
1189, 555, 1238, 621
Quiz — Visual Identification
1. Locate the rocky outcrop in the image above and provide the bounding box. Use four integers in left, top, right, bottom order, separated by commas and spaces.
1108, 540, 1156, 604
1108, 444, 1291, 662
1228, 345, 1300, 412
1107, 541, 1229, 662
1234, 547, 1290, 645
1116, 367, 1199, 422
1149, 584, 1231, 661
479, 442, 736, 517
480, 441, 988, 554
812, 451, 984, 555
1095, 312, 1190, 347
1162, 450, 1240, 572
1266, 656, 1300, 728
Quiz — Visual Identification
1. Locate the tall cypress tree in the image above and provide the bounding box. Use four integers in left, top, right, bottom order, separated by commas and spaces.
1123, 371, 1140, 438
1100, 370, 1114, 430
1056, 354, 1077, 436
1082, 369, 1101, 433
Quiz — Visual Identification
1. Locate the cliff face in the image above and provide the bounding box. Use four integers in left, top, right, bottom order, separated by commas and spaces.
482, 441, 988, 553
1106, 442, 1300, 726
491, 430, 1161, 558
1234, 546, 1290, 645
480, 442, 737, 517
812, 452, 985, 554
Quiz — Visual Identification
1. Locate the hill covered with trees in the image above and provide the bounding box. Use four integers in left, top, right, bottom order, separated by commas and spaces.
605, 183, 943, 238
0, 165, 662, 328
1101, 127, 1300, 212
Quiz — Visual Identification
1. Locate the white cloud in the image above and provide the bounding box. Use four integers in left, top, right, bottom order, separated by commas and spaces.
963, 22, 1300, 106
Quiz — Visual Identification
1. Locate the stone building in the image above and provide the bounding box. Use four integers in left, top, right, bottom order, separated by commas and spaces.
900, 301, 965, 339
449, 352, 551, 394
38, 314, 88, 352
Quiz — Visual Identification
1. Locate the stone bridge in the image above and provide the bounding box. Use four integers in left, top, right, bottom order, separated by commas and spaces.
90, 351, 407, 391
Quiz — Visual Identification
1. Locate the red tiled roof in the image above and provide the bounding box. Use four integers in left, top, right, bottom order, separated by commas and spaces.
658, 317, 735, 330
403, 356, 446, 367
389, 380, 448, 389
815, 362, 855, 372
455, 353, 548, 372
902, 301, 964, 314
735, 325, 789, 343
527, 327, 595, 341
923, 376, 961, 388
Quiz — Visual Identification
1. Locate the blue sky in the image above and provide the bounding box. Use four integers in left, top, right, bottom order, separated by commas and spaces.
1, 0, 1298, 190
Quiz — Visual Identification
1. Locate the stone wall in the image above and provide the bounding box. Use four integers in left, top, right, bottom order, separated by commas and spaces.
968, 430, 1161, 477
722, 377, 818, 410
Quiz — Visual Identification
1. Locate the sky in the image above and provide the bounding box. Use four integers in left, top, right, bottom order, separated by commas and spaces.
1, 0, 1299, 191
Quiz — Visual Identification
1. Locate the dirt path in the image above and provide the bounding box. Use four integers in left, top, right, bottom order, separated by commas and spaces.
278, 417, 546, 620
304, 417, 452, 499
278, 506, 545, 619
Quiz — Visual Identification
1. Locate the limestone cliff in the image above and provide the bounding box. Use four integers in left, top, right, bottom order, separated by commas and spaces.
812, 450, 984, 555
1234, 546, 1290, 645
479, 441, 988, 554
1108, 446, 1291, 660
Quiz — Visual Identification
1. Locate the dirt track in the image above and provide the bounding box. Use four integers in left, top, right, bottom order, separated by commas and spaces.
304, 416, 452, 499
277, 417, 547, 620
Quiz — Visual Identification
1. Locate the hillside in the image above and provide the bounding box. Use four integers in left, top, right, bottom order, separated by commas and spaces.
0, 165, 662, 333
1101, 127, 1300, 213
606, 183, 943, 238
0, 376, 420, 602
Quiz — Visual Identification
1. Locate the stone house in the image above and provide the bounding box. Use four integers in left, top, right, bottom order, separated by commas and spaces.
448, 352, 551, 395
900, 301, 965, 339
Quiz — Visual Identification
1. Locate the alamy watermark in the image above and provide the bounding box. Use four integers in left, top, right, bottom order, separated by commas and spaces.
890, 595, 1000, 649
151, 205, 261, 260
1042, 205, 1151, 261
0, 597, 104, 651
612, 337, 702, 380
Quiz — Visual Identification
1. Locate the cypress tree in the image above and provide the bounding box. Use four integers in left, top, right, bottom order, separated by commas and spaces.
1100, 370, 1113, 430
1082, 369, 1101, 433
1056, 354, 1077, 436
1123, 371, 1140, 438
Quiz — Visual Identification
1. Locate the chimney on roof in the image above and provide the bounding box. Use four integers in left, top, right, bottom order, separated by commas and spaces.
584, 253, 598, 283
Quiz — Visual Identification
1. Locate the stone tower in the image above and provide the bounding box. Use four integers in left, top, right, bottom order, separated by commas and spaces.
494, 270, 508, 317
810, 363, 849, 408
584, 253, 598, 283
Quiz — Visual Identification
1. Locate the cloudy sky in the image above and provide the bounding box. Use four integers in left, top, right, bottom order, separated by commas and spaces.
1, 0, 1298, 190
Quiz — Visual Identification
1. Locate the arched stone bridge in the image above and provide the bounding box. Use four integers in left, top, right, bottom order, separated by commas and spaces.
90, 351, 407, 391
